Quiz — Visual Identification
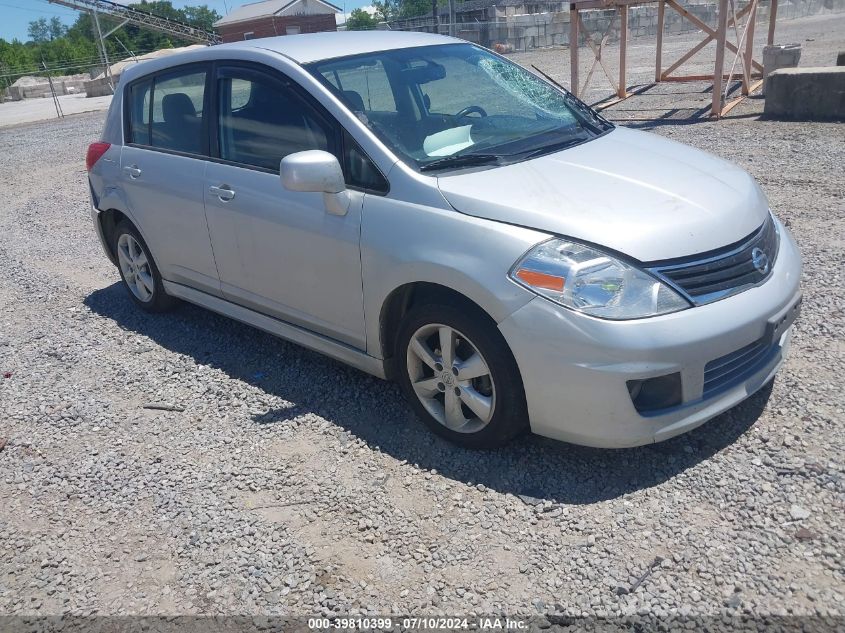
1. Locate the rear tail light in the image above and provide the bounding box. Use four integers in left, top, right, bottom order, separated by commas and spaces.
86, 142, 111, 171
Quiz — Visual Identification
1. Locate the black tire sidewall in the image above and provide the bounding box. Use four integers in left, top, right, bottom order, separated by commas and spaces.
113, 221, 174, 313
395, 302, 528, 449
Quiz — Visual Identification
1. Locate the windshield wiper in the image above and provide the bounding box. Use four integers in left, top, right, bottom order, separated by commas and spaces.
565, 98, 612, 135
519, 136, 589, 160
528, 64, 613, 134
419, 153, 501, 172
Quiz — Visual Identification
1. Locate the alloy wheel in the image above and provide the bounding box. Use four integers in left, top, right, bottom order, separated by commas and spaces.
116, 233, 155, 302
406, 323, 496, 434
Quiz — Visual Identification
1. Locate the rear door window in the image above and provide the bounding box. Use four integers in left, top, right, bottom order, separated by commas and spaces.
150, 69, 207, 154
125, 67, 207, 155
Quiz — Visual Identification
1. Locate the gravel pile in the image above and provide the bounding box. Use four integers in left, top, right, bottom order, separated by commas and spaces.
0, 18, 843, 623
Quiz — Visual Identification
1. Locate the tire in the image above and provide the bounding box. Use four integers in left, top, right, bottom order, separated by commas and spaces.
112, 221, 177, 313
396, 302, 528, 449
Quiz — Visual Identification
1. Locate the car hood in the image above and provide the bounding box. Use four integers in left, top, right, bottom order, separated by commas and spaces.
436, 127, 769, 262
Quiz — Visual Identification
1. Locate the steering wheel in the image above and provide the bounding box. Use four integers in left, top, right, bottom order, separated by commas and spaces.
455, 105, 488, 119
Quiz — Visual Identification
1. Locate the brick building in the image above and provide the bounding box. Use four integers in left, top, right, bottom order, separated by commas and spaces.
214, 0, 341, 43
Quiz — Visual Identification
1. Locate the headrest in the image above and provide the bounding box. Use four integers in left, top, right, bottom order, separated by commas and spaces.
162, 93, 197, 122
343, 90, 366, 112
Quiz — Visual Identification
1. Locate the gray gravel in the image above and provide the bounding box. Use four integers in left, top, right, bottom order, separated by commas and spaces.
1, 14, 843, 621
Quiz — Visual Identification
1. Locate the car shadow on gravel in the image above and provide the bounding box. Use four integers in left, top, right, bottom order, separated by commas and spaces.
86, 283, 773, 506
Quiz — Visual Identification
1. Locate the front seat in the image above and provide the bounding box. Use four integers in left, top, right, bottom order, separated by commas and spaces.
228, 81, 325, 170
342, 90, 366, 112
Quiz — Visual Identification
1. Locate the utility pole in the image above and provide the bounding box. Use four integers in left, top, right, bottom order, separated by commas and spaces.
42, 57, 64, 120
91, 6, 114, 93
448, 0, 456, 36
432, 0, 439, 34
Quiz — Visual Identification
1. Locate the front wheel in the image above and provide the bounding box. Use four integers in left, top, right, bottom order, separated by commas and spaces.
396, 303, 528, 449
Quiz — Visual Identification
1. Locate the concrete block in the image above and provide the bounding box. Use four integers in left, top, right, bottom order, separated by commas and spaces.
764, 67, 845, 121
763, 44, 802, 94
83, 76, 116, 98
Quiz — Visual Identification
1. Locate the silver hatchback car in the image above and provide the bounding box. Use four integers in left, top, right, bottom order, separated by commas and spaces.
87, 31, 802, 449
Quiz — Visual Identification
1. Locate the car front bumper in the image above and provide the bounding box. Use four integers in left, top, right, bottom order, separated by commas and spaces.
498, 219, 802, 448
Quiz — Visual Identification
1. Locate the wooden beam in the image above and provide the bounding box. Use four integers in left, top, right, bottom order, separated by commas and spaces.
655, 0, 665, 82
658, 0, 763, 81
592, 82, 654, 110
768, 0, 778, 45
619, 5, 628, 98
576, 12, 619, 97
712, 0, 729, 117
742, 0, 757, 95
569, 0, 644, 10
662, 0, 762, 75
570, 4, 580, 96
581, 57, 599, 96
661, 73, 763, 81
662, 33, 713, 78
721, 78, 763, 116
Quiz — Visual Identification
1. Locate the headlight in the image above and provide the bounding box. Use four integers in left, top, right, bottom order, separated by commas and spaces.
509, 238, 690, 320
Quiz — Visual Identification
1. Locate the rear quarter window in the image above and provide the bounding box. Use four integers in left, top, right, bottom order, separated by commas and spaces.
127, 79, 152, 145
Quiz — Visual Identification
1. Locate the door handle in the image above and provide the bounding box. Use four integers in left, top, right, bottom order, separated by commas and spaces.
123, 165, 142, 179
209, 184, 235, 201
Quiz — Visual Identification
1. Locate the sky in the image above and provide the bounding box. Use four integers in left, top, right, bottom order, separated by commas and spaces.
0, 0, 371, 42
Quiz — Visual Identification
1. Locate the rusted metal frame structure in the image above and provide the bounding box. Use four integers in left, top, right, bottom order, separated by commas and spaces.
569, 0, 779, 118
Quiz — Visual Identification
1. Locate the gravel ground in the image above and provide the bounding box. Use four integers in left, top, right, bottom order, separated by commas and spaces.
1, 14, 843, 624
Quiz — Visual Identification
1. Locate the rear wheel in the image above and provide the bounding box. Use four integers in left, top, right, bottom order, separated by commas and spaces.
396, 302, 528, 448
113, 221, 176, 313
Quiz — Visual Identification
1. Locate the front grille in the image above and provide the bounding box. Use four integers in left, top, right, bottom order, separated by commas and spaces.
703, 337, 777, 397
648, 216, 779, 304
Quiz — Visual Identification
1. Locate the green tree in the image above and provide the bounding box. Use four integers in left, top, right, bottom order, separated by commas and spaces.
2, 2, 223, 83
182, 5, 222, 31
28, 17, 69, 43
398, 0, 434, 18
27, 18, 50, 43
363, 0, 436, 22
49, 17, 68, 41
372, 0, 399, 21
345, 8, 378, 30
0, 38, 36, 82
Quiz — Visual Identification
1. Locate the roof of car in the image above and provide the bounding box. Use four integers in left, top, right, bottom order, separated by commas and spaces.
118, 31, 466, 85
221, 30, 462, 64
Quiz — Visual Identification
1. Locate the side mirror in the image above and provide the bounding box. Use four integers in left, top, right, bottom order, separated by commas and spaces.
280, 150, 350, 216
